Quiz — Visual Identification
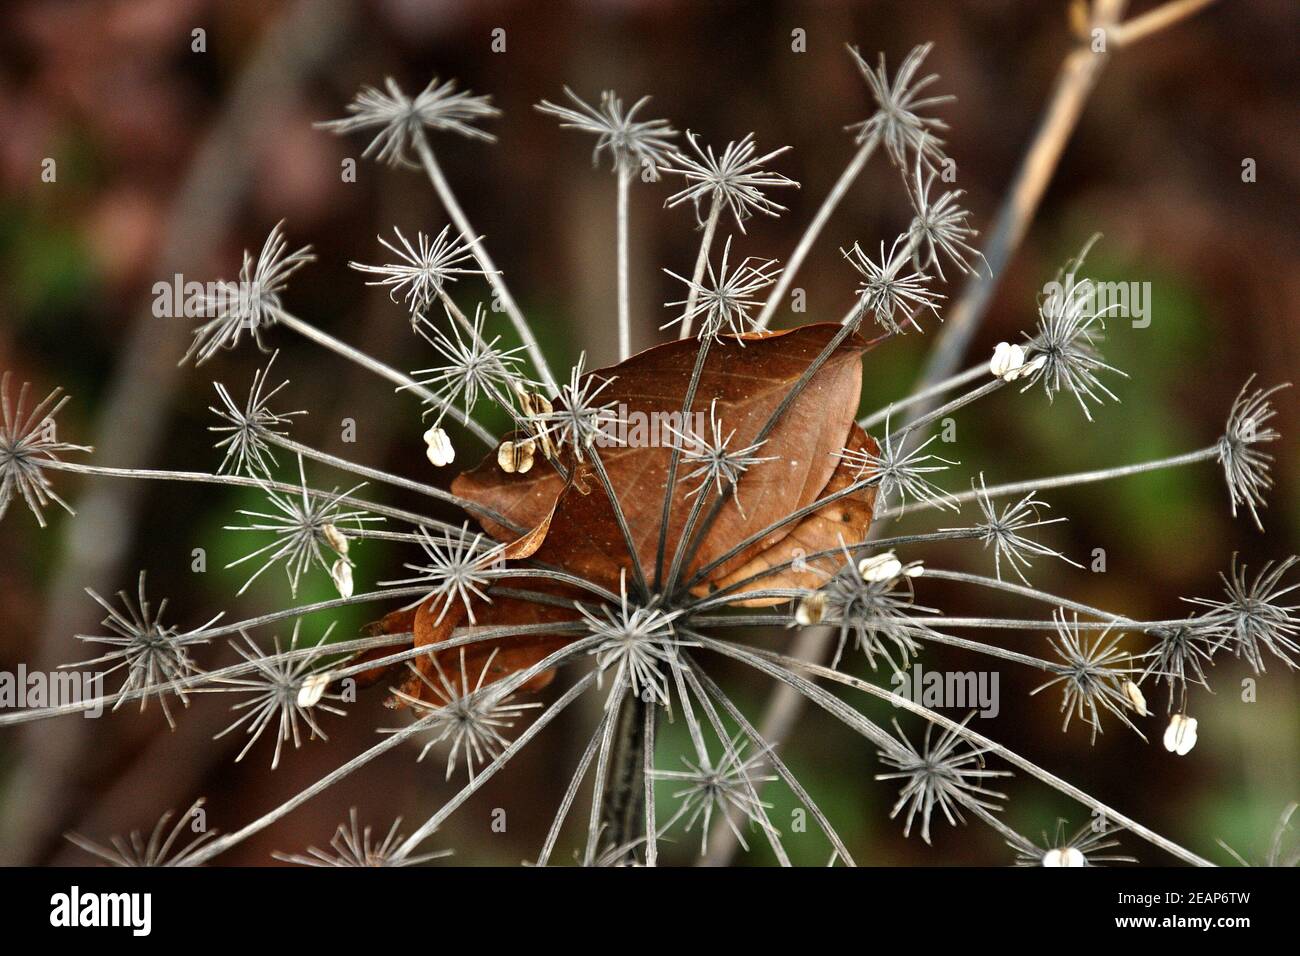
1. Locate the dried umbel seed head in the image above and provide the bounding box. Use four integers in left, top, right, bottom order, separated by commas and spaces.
497, 438, 537, 474
875, 717, 1009, 844
662, 130, 799, 231
27, 33, 1288, 872
662, 236, 782, 340
0, 374, 92, 527
182, 222, 316, 366
317, 76, 502, 167
535, 87, 679, 179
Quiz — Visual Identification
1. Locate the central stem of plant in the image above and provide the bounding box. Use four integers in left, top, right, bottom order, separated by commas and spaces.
601, 692, 650, 853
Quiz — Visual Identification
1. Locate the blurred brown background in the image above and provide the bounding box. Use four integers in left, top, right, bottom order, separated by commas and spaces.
0, 0, 1296, 866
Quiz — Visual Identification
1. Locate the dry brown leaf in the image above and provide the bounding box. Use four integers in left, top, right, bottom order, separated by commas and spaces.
692, 423, 879, 606
453, 323, 869, 585
370, 324, 877, 705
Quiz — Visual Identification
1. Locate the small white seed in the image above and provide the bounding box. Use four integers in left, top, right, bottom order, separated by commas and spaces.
330, 557, 354, 599
989, 342, 1026, 381
322, 523, 349, 556
1042, 846, 1086, 867
424, 425, 455, 467
796, 591, 827, 626
516, 388, 557, 459
1121, 679, 1148, 717
858, 551, 903, 583
1163, 713, 1199, 755
297, 672, 332, 709
498, 438, 537, 474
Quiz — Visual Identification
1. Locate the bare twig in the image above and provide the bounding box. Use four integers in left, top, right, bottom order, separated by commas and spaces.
1112, 0, 1218, 47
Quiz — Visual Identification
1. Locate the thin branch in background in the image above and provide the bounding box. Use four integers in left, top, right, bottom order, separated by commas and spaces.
0, 0, 357, 866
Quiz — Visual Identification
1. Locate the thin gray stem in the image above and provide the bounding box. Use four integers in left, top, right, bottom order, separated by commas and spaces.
41, 459, 443, 529
586, 678, 629, 863
889, 377, 1005, 443
272, 307, 495, 446
756, 138, 877, 330
537, 708, 608, 866
682, 473, 878, 593
707, 637, 1213, 866
396, 669, 600, 856
654, 336, 712, 591
859, 362, 989, 430
688, 659, 854, 867
188, 703, 445, 864
191, 642, 600, 864
679, 194, 722, 339
920, 568, 1138, 622
586, 447, 650, 599
616, 165, 634, 360
674, 657, 791, 865
881, 446, 1220, 519
912, 0, 1130, 396
643, 701, 658, 866
413, 131, 558, 393
691, 528, 982, 607
262, 431, 521, 532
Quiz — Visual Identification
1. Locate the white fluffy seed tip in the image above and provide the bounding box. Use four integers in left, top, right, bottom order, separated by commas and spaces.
424, 425, 455, 467
858, 551, 903, 583
1163, 714, 1198, 755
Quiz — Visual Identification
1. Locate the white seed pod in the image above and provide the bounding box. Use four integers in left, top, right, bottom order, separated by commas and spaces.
858, 551, 903, 583
1042, 846, 1086, 867
424, 425, 455, 467
796, 591, 827, 626
516, 387, 557, 459
296, 672, 332, 709
1017, 353, 1047, 379
321, 522, 349, 556
989, 341, 1026, 381
497, 438, 537, 474
1163, 713, 1199, 755
1121, 679, 1149, 717
330, 557, 354, 599
517, 389, 553, 420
